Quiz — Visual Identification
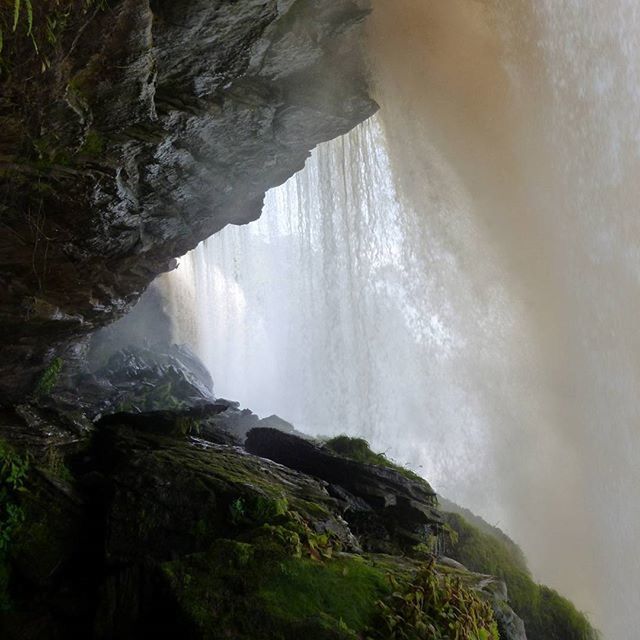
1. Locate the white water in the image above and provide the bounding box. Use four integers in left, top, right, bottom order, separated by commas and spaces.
161, 2, 640, 637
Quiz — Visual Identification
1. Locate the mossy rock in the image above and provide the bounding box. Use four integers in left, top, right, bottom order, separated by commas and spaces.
246, 428, 441, 555
443, 511, 599, 640
323, 435, 425, 485
95, 425, 353, 562
161, 541, 398, 640
12, 471, 83, 587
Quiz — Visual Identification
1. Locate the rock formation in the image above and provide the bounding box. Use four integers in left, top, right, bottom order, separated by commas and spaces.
0, 0, 376, 401
0, 356, 525, 638
0, 3, 598, 639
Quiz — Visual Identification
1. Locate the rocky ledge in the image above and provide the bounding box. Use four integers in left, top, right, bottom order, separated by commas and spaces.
0, 404, 523, 640
0, 0, 377, 401
0, 343, 603, 639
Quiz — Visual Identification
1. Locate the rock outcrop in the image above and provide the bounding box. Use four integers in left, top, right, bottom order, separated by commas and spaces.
0, 405, 521, 639
0, 0, 377, 402
246, 427, 443, 553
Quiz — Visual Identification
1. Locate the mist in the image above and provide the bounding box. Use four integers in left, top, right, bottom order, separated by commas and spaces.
160, 1, 640, 638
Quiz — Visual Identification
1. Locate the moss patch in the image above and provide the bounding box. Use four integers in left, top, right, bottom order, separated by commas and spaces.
79, 129, 105, 156
162, 541, 391, 640
161, 532, 503, 640
444, 512, 599, 640
258, 553, 388, 632
323, 435, 425, 485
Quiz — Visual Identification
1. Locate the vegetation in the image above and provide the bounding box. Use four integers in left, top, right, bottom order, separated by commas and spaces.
0, 0, 105, 70
176, 415, 200, 436
0, 0, 36, 58
443, 511, 600, 640
162, 540, 391, 640
79, 128, 104, 155
0, 439, 29, 610
43, 446, 73, 482
324, 435, 427, 485
164, 519, 502, 640
160, 455, 492, 640
368, 559, 499, 640
34, 356, 63, 396
228, 495, 289, 527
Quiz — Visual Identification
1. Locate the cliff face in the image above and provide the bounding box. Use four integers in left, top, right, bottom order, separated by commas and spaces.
0, 0, 376, 401
0, 343, 520, 639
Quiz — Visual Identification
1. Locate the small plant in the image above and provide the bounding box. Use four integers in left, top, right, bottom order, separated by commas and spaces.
0, 440, 29, 553
176, 415, 199, 436
0, 0, 35, 57
34, 356, 63, 397
229, 494, 289, 527
412, 537, 438, 559
229, 498, 246, 525
269, 509, 341, 561
43, 446, 73, 482
0, 439, 29, 610
250, 495, 288, 523
154, 381, 188, 410
0, 0, 106, 70
368, 559, 499, 640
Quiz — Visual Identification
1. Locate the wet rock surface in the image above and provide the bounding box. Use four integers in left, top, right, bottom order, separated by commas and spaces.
0, 337, 527, 639
1, 406, 526, 639
246, 427, 443, 553
92, 421, 355, 562
0, 0, 376, 402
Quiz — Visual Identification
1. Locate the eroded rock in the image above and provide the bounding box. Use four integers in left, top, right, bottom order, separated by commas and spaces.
246, 427, 443, 553
0, 0, 376, 401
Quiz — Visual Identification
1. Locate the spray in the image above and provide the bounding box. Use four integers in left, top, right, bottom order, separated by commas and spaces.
161, 1, 640, 636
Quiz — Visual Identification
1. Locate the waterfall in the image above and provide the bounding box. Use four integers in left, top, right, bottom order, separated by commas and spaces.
158, 116, 515, 494
160, 1, 640, 637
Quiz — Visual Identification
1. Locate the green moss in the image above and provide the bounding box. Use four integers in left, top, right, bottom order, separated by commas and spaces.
229, 495, 289, 526
323, 436, 427, 485
144, 436, 329, 525
258, 554, 388, 633
162, 540, 391, 640
443, 512, 599, 640
161, 529, 501, 640
79, 129, 105, 156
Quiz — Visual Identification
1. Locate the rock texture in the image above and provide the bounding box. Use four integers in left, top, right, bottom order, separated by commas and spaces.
246, 427, 443, 553
0, 0, 377, 402
0, 407, 519, 640
0, 340, 543, 640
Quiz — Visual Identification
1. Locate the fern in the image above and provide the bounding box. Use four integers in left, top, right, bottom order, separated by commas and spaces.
1, 0, 105, 69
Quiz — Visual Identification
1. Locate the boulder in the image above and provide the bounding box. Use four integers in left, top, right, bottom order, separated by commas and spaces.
259, 414, 295, 433
245, 427, 443, 553
91, 422, 354, 564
